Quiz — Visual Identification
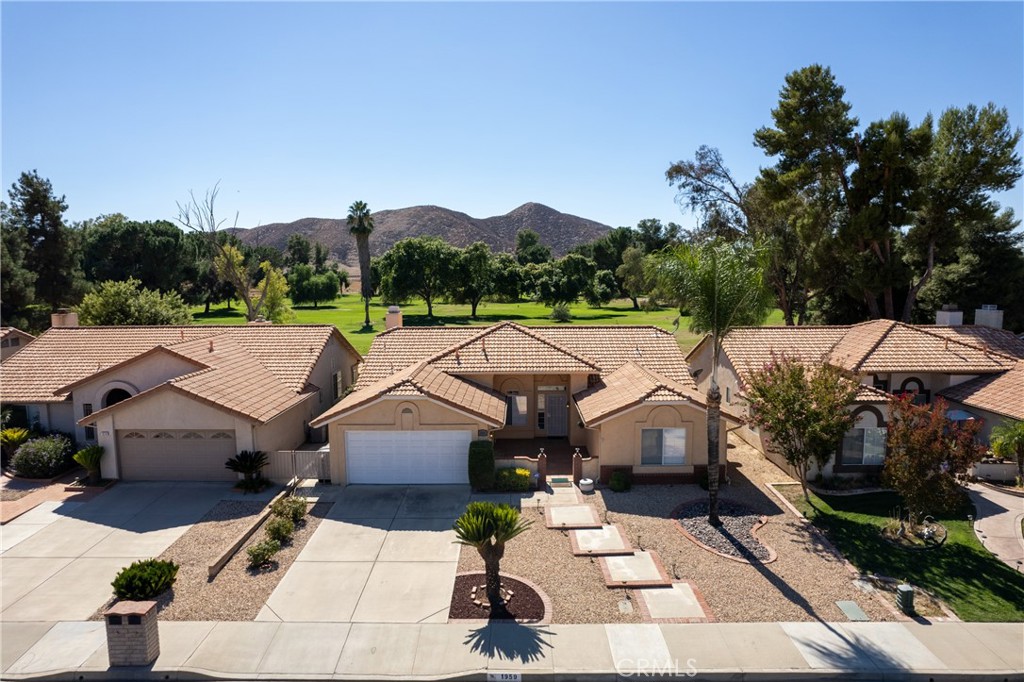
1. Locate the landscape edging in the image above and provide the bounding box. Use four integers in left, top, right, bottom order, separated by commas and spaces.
206, 484, 295, 579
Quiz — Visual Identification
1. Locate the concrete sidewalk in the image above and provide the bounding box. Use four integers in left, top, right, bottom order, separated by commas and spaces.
968, 483, 1024, 571
2, 619, 1021, 680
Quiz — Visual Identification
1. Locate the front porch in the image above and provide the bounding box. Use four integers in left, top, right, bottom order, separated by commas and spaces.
494, 438, 590, 475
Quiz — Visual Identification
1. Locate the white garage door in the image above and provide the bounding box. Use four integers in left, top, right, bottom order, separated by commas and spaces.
345, 430, 472, 484
118, 429, 238, 481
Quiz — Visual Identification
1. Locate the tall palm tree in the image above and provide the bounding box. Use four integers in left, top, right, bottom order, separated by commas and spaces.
652, 241, 773, 525
346, 200, 375, 328
453, 501, 533, 616
990, 420, 1024, 486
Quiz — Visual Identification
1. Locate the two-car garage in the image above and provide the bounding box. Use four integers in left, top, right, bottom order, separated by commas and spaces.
344, 430, 472, 484
117, 429, 238, 481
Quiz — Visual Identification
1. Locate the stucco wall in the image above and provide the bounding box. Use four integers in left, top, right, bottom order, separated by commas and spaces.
942, 401, 1017, 444
25, 402, 77, 437
255, 398, 317, 452
306, 334, 361, 417
489, 372, 587, 445
326, 398, 491, 484
591, 402, 721, 476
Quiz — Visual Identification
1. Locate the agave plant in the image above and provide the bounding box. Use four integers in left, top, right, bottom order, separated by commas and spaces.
73, 445, 105, 485
453, 501, 533, 616
224, 450, 268, 492
0, 427, 30, 464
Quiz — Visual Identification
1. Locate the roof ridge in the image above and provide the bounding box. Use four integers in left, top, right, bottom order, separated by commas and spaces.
422, 321, 601, 370
830, 319, 896, 371
904, 322, 1020, 362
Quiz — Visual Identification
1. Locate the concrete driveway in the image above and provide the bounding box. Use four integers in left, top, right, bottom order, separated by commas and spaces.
1, 482, 240, 622
258, 485, 474, 624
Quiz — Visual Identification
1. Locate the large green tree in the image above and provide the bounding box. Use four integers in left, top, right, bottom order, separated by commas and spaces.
451, 242, 496, 319
82, 215, 186, 292
78, 278, 192, 325
347, 200, 375, 328
288, 264, 340, 308
3, 170, 84, 310
0, 208, 37, 325
514, 229, 552, 265
285, 233, 312, 268
652, 242, 773, 525
376, 236, 457, 317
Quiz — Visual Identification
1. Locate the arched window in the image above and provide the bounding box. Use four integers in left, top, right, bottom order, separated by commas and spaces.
182, 432, 204, 439
123, 432, 145, 439
898, 377, 930, 406
103, 388, 132, 408
153, 432, 175, 439
211, 432, 233, 440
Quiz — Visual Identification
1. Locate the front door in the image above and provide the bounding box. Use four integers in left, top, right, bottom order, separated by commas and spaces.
545, 394, 568, 437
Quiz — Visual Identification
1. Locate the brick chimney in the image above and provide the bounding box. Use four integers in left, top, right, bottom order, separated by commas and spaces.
386, 306, 403, 330
50, 309, 79, 328
935, 304, 963, 326
974, 305, 1004, 329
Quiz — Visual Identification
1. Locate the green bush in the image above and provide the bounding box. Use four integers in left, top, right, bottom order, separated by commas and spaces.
247, 538, 281, 569
468, 440, 496, 491
495, 467, 532, 492
1, 427, 31, 461
550, 304, 572, 322
608, 470, 632, 492
271, 496, 307, 523
11, 435, 73, 478
111, 559, 179, 600
266, 516, 295, 543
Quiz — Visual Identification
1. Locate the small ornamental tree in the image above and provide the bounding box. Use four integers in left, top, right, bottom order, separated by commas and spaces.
453, 502, 532, 616
883, 395, 986, 527
990, 420, 1024, 486
746, 355, 859, 500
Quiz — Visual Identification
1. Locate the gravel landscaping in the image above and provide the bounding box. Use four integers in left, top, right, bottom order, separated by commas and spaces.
458, 434, 895, 623
676, 500, 771, 562
91, 498, 328, 621
448, 573, 546, 621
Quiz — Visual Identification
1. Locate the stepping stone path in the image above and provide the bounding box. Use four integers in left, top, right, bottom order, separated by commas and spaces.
570, 525, 633, 556
546, 481, 712, 622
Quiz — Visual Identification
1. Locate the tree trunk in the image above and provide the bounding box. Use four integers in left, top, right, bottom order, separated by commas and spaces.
204, 300, 211, 314
358, 235, 372, 328
883, 286, 895, 321
1017, 445, 1023, 484
426, 296, 434, 318
706, 383, 722, 526
479, 544, 508, 617
471, 299, 479, 319
631, 296, 639, 310
363, 296, 370, 328
865, 293, 881, 319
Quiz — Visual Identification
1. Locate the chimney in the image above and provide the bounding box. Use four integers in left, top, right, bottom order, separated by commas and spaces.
386, 306, 403, 330
935, 304, 963, 326
50, 309, 79, 328
974, 305, 1004, 329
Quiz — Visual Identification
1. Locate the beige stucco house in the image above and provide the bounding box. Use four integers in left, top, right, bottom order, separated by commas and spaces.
311, 321, 738, 485
0, 318, 361, 481
687, 315, 1024, 480
0, 327, 35, 361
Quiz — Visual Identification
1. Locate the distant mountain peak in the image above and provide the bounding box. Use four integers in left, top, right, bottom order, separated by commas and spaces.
229, 203, 610, 274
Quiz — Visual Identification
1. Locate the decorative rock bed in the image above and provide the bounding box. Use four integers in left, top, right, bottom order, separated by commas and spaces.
674, 500, 775, 563
448, 572, 551, 624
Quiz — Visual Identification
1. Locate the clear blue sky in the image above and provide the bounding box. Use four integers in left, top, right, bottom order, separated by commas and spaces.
3, 2, 1022, 231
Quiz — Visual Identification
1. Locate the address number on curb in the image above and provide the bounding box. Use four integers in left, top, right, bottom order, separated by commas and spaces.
487, 673, 522, 682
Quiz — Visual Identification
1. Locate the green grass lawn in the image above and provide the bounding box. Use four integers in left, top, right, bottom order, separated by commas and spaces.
787, 489, 1024, 622
193, 295, 785, 355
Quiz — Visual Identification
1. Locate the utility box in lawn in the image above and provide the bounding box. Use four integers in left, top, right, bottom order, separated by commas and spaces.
896, 584, 915, 616
104, 600, 159, 666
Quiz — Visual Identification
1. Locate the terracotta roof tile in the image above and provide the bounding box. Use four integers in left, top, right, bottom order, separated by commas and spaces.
938, 363, 1024, 421
425, 322, 599, 375
920, 325, 1024, 359
1, 327, 34, 342
717, 326, 848, 378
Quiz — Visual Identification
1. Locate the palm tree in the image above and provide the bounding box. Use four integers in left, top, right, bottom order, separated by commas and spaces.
652, 241, 773, 525
453, 501, 533, 616
346, 200, 375, 328
990, 420, 1024, 486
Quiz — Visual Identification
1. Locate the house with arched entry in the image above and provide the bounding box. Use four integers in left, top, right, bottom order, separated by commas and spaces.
0, 313, 361, 481
686, 312, 1024, 480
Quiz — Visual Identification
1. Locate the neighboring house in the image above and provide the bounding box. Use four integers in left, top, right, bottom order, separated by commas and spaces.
311, 320, 739, 485
687, 315, 1024, 480
938, 362, 1024, 443
0, 317, 361, 481
0, 327, 35, 361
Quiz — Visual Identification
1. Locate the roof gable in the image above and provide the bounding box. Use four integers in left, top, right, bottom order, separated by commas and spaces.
938, 362, 1024, 421
425, 322, 600, 375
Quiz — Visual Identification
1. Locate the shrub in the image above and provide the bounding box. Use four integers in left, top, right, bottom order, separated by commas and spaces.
73, 445, 105, 484
11, 435, 73, 478
112, 559, 179, 600
266, 516, 295, 543
225, 450, 268, 493
495, 467, 531, 492
271, 496, 307, 523
550, 304, 572, 322
247, 538, 281, 569
468, 440, 496, 491
608, 470, 632, 492
1, 427, 31, 461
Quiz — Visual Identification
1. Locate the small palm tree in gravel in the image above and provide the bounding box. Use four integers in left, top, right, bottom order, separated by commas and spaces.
453, 502, 533, 616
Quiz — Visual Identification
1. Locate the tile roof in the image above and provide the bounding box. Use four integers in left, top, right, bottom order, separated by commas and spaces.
2, 325, 354, 424
425, 322, 600, 376
356, 323, 692, 388
920, 326, 1024, 359
938, 362, 1024, 421
574, 362, 739, 426
715, 326, 848, 378
0, 327, 34, 342
849, 322, 1017, 374
311, 362, 507, 427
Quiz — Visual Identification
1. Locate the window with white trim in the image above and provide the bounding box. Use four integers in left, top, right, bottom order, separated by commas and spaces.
332, 371, 344, 401
841, 427, 887, 466
506, 392, 528, 426
83, 404, 95, 441
641, 428, 686, 466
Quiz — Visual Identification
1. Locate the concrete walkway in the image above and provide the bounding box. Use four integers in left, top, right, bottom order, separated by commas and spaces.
2, 619, 1021, 679
968, 483, 1024, 572
0, 471, 105, 524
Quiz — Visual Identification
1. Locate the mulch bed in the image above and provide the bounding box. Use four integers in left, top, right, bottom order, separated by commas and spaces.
675, 500, 772, 562
448, 573, 546, 622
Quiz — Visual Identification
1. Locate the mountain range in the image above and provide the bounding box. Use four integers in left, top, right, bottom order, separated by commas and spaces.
229, 202, 611, 270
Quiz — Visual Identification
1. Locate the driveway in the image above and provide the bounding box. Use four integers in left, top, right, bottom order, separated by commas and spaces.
1, 482, 246, 622
258, 485, 475, 624
967, 483, 1024, 570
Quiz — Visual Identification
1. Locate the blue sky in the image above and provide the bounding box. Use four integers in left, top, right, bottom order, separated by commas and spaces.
3, 2, 1022, 231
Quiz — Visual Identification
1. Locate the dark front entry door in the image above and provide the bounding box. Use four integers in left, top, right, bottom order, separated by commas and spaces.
545, 394, 568, 437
